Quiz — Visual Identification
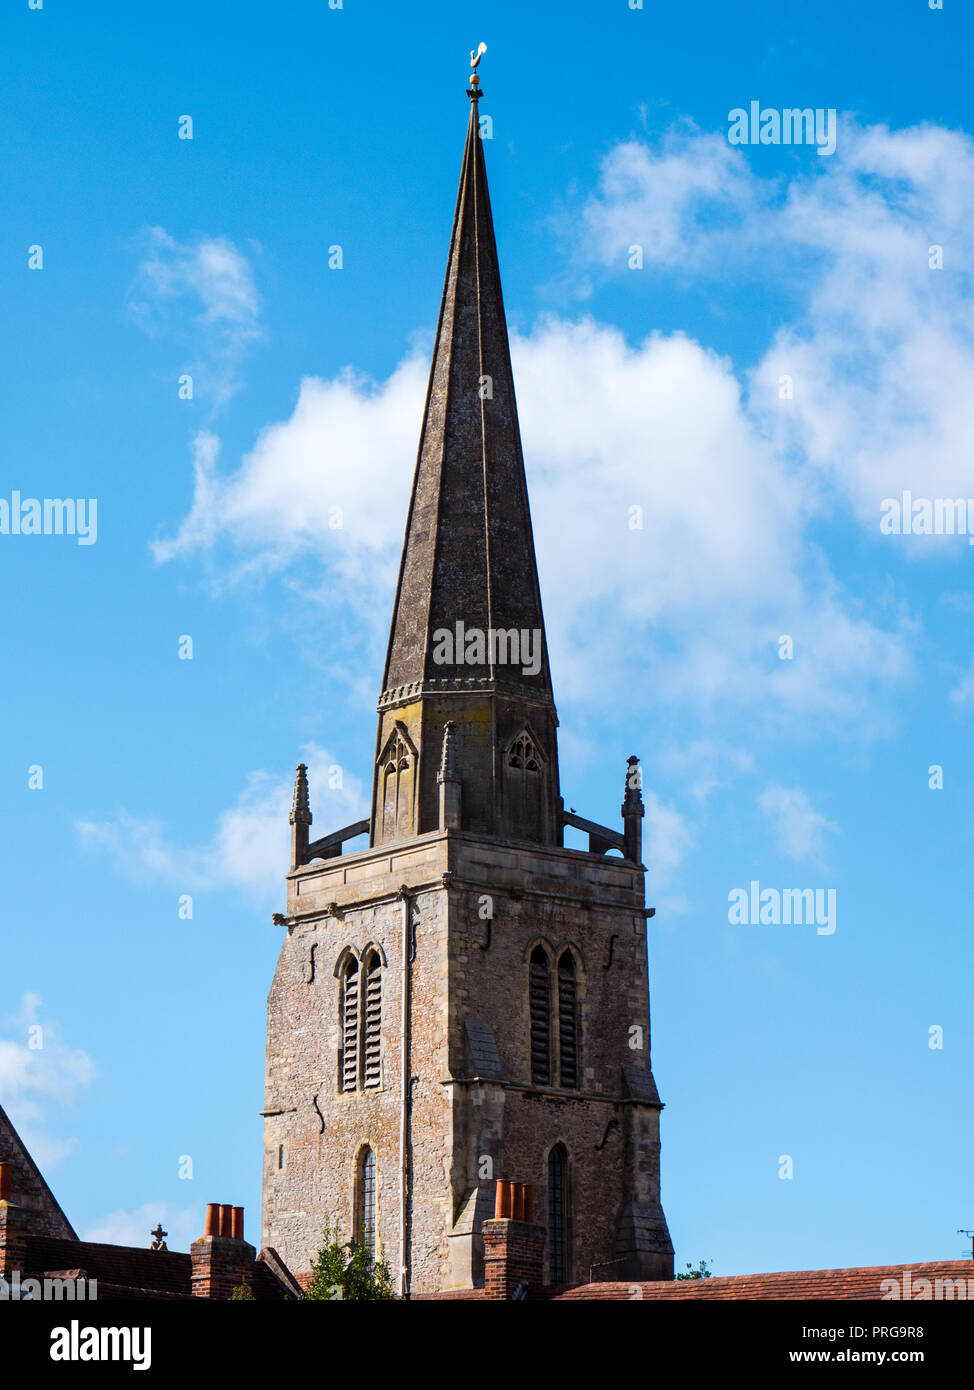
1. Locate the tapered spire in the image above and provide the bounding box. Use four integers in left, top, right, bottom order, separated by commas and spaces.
380, 68, 552, 706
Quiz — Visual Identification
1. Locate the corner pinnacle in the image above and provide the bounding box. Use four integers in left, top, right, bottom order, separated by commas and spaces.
289, 763, 312, 828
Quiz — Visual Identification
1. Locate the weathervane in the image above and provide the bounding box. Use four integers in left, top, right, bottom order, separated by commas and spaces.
469, 41, 487, 92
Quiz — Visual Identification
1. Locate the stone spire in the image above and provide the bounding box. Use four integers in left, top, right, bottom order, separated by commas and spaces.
370, 71, 561, 848
379, 74, 552, 704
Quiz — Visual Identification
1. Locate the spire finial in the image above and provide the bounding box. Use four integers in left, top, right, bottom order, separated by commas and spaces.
468, 41, 486, 98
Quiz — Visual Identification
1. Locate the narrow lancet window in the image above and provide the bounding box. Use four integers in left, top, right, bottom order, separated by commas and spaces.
529, 946, 551, 1085
558, 951, 579, 1090
357, 1146, 376, 1258
548, 1144, 569, 1283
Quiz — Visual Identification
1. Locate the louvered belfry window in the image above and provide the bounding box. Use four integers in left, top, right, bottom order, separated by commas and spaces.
341, 958, 360, 1093
529, 947, 551, 1085
340, 952, 382, 1093
359, 1146, 376, 1258
558, 951, 579, 1090
548, 1144, 568, 1284
363, 952, 382, 1089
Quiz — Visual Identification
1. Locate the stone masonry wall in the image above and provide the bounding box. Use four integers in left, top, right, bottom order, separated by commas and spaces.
263, 830, 671, 1292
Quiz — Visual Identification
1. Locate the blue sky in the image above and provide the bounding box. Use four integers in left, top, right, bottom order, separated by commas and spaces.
2, 0, 973, 1274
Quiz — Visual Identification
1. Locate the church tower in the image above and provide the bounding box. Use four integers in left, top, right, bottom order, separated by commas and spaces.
262, 65, 674, 1293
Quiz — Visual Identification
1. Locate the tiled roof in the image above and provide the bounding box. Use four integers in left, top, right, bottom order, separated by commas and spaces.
412, 1288, 486, 1300
252, 1256, 293, 1300
414, 1260, 974, 1300
22, 1239, 971, 1301
25, 1236, 193, 1298
23, 1235, 291, 1300
542, 1261, 974, 1300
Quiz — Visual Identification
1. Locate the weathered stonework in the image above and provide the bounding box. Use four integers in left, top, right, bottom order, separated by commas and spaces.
0, 1104, 75, 1239
262, 830, 673, 1291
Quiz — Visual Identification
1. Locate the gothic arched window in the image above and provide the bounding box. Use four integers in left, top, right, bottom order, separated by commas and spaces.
356, 1146, 376, 1258
557, 951, 579, 1090
340, 958, 360, 1093
547, 1144, 569, 1284
529, 946, 551, 1085
363, 951, 382, 1089
506, 730, 543, 841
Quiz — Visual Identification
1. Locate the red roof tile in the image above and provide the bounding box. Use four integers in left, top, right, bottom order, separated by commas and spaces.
23, 1235, 291, 1300
542, 1261, 974, 1300
414, 1260, 974, 1300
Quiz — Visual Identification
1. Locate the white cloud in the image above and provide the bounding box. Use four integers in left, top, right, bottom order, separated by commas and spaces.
753, 129, 974, 527
128, 227, 262, 409
644, 791, 692, 883
659, 740, 756, 803
150, 317, 911, 733
151, 356, 426, 575
579, 128, 761, 272
758, 784, 839, 866
83, 1202, 199, 1253
578, 119, 974, 544
77, 743, 367, 904
150, 115, 974, 749
0, 995, 96, 1170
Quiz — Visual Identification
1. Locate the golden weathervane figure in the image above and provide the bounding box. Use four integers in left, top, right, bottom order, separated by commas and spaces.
469, 41, 487, 89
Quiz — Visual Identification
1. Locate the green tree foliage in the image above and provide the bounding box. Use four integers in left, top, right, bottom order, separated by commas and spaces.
301, 1222, 395, 1301
675, 1259, 713, 1280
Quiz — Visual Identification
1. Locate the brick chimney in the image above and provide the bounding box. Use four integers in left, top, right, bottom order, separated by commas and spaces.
190, 1203, 255, 1299
0, 1163, 28, 1282
483, 1181, 546, 1299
